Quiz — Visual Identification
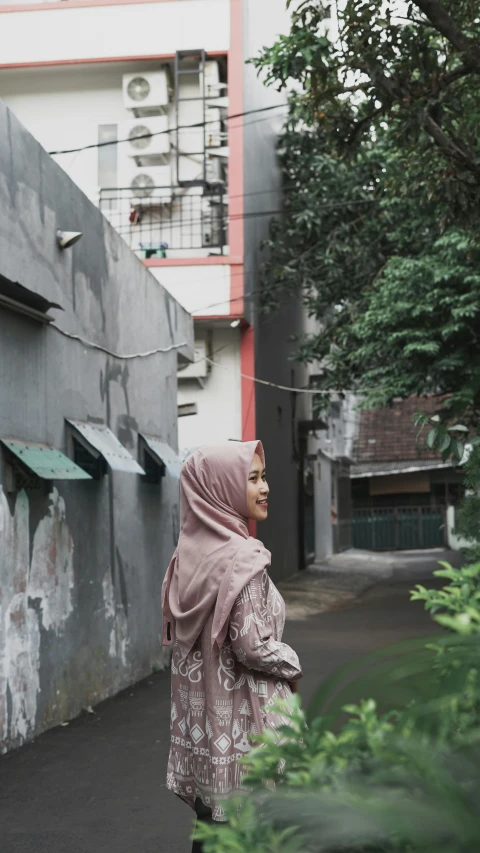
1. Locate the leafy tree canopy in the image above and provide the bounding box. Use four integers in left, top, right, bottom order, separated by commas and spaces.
253, 0, 480, 424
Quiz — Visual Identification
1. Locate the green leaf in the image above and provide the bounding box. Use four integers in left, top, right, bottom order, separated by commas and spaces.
438, 432, 451, 454
451, 439, 465, 463
426, 427, 439, 449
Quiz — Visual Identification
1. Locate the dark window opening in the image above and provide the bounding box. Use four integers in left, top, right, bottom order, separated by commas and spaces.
143, 447, 166, 484
72, 437, 107, 480
0, 273, 62, 323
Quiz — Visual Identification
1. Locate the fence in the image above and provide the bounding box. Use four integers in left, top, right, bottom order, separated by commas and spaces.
99, 186, 227, 257
352, 506, 446, 551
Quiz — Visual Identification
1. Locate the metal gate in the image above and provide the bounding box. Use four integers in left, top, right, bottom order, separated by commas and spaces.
352, 506, 446, 551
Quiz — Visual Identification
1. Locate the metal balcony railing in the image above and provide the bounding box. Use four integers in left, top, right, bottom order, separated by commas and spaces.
99, 186, 228, 258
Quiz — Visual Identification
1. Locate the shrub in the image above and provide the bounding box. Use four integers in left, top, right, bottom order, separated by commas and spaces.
195, 563, 480, 852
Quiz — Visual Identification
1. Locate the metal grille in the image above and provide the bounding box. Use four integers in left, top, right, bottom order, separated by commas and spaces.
99, 186, 227, 256
352, 506, 446, 551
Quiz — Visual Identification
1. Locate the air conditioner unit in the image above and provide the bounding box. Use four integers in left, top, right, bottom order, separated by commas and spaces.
206, 96, 229, 110
203, 61, 227, 98
177, 340, 209, 379
206, 155, 225, 186
123, 70, 169, 115
201, 193, 226, 248
119, 116, 170, 161
205, 107, 223, 149
119, 163, 173, 205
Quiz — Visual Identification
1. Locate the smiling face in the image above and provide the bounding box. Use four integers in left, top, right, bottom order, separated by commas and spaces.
246, 452, 269, 521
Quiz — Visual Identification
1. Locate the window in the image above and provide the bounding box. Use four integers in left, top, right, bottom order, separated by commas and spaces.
72, 437, 106, 480
98, 124, 118, 209
138, 434, 182, 482
66, 419, 145, 475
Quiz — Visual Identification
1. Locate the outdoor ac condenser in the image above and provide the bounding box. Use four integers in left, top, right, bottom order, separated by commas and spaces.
122, 71, 169, 115
203, 61, 227, 98
118, 116, 170, 162
177, 340, 209, 380
119, 163, 173, 205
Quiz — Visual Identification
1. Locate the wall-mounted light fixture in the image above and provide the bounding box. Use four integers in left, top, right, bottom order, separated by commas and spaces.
230, 319, 241, 328
57, 230, 83, 249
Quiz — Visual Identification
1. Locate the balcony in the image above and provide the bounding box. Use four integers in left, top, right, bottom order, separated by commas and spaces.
99, 185, 228, 259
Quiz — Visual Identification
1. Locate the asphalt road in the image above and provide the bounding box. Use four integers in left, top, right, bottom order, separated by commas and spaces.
0, 574, 439, 853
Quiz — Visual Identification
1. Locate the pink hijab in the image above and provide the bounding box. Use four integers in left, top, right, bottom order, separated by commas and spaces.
162, 440, 271, 658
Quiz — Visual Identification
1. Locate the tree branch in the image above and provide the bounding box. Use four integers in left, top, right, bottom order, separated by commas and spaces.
423, 112, 480, 178
441, 64, 477, 87
413, 0, 480, 70
348, 106, 385, 145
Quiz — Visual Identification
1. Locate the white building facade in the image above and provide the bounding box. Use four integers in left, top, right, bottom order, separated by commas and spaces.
0, 0, 252, 453
0, 0, 321, 580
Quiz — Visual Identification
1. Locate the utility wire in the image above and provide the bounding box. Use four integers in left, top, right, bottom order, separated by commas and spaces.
49, 322, 326, 395
51, 324, 188, 360
100, 186, 381, 212
48, 103, 289, 156
205, 356, 323, 394
108, 199, 385, 244
49, 302, 360, 398
50, 320, 326, 394
106, 197, 380, 239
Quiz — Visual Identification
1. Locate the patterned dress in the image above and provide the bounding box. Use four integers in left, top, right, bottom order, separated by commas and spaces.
166, 568, 302, 821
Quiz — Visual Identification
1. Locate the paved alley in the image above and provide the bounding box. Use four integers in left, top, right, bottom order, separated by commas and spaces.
0, 550, 454, 853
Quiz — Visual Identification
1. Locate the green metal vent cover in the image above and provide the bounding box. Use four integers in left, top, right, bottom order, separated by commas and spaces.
1, 439, 92, 480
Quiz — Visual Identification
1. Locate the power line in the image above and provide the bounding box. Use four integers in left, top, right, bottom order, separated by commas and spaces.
100, 184, 381, 213
50, 320, 326, 394
48, 102, 289, 156
205, 356, 323, 394
106, 196, 380, 239
51, 324, 188, 360
106, 194, 385, 245
108, 207, 287, 240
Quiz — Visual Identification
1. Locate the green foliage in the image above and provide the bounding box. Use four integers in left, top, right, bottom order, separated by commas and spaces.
256, 0, 480, 551
253, 0, 480, 416
412, 561, 480, 632
194, 558, 480, 853
244, 696, 397, 789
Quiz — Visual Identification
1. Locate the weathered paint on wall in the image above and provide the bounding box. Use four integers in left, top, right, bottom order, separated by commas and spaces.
0, 488, 39, 747
0, 98, 193, 753
0, 488, 77, 749
29, 488, 75, 633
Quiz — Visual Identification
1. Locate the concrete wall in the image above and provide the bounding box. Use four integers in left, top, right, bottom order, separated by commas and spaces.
243, 0, 308, 581
0, 99, 193, 752
311, 453, 334, 561
149, 265, 232, 317
0, 0, 230, 66
177, 326, 242, 452
446, 506, 471, 551
0, 61, 227, 253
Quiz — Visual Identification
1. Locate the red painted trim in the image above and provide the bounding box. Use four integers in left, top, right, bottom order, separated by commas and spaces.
228, 261, 244, 317
144, 256, 233, 268
0, 51, 226, 71
193, 314, 242, 321
241, 324, 256, 442
0, 0, 200, 14
228, 0, 244, 273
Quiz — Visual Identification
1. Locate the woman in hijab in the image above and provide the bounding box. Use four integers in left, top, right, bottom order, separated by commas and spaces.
162, 440, 302, 839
